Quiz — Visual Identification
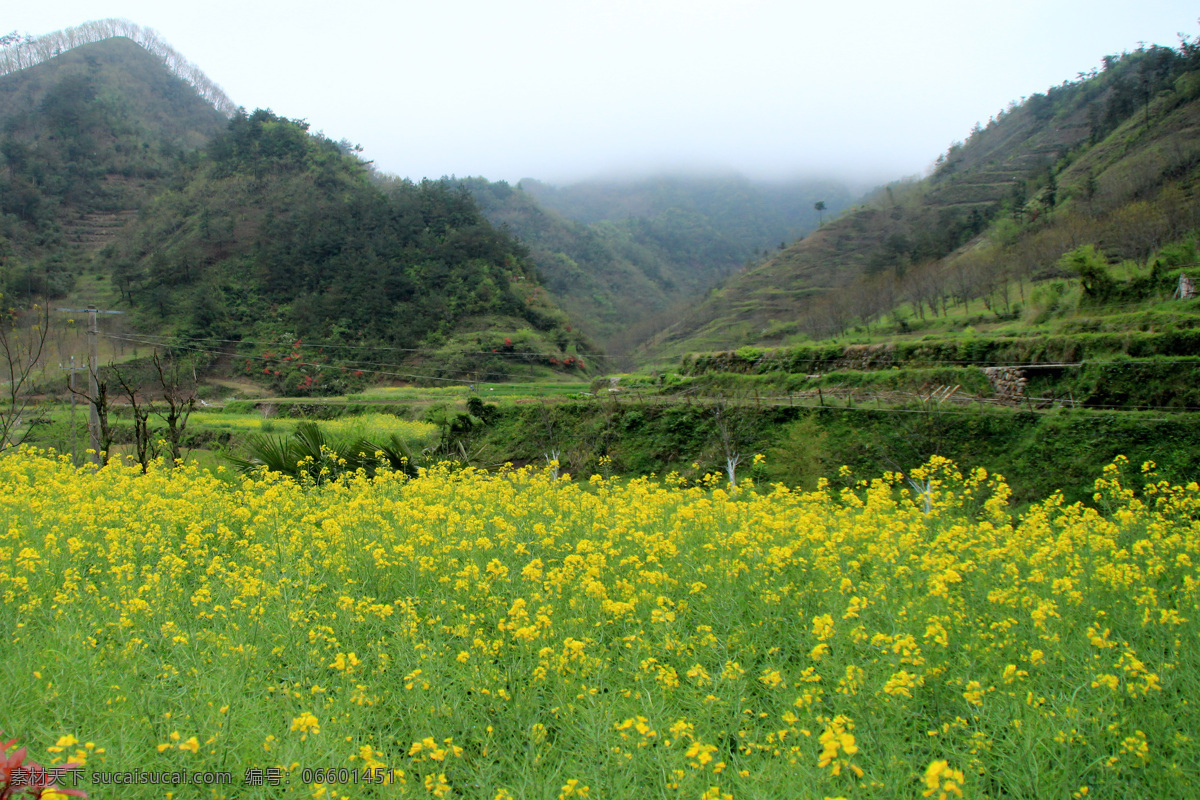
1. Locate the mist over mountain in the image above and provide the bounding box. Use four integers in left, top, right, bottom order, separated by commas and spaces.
642, 37, 1200, 360
460, 174, 853, 354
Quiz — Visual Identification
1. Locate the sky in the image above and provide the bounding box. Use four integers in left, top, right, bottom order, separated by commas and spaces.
5, 1, 1199, 188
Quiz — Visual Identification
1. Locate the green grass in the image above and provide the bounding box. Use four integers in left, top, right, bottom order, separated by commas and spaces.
352, 382, 591, 402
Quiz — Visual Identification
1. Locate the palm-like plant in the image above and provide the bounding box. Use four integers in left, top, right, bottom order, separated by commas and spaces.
365, 432, 420, 478
228, 421, 422, 483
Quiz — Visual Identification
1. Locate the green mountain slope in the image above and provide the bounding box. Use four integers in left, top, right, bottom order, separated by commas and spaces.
645, 39, 1200, 361
520, 174, 849, 248
464, 175, 851, 354
463, 178, 720, 356
0, 30, 591, 392
0, 36, 228, 298
98, 110, 590, 391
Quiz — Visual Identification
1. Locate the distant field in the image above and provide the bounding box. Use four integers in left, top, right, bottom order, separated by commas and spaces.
349, 381, 592, 402
25, 409, 442, 473
187, 411, 438, 446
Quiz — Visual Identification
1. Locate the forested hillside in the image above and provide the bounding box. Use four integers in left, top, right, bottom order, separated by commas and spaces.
463, 178, 690, 356
520, 174, 849, 250
98, 110, 589, 390
0, 29, 591, 393
8, 19, 1199, 398
0, 36, 228, 298
0, 18, 235, 114
465, 175, 851, 354
646, 37, 1200, 359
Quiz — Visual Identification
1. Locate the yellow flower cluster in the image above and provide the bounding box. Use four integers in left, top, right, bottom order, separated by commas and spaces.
817, 715, 863, 778
0, 450, 1195, 797
921, 759, 964, 799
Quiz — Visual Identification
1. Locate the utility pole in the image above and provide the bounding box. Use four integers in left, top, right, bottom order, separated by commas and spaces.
87, 308, 99, 461
59, 355, 86, 463
57, 306, 123, 464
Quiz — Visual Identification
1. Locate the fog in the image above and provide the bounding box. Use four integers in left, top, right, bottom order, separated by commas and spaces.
8, 1, 1198, 187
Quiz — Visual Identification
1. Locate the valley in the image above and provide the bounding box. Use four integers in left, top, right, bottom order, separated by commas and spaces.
0, 19, 1198, 799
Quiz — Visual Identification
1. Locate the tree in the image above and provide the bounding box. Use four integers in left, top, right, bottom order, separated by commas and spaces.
537, 400, 563, 479
1062, 245, 1117, 303
0, 31, 31, 49
68, 364, 113, 465
0, 301, 49, 452
152, 352, 197, 464
814, 200, 827, 226
711, 394, 754, 487
113, 366, 153, 474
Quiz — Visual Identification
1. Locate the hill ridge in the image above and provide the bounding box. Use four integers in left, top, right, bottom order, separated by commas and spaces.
642, 35, 1200, 361
0, 18, 235, 116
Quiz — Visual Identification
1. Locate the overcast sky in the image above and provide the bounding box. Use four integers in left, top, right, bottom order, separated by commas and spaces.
7, 1, 1198, 187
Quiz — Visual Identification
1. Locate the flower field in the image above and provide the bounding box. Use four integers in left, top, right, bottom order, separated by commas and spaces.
1, 451, 1197, 799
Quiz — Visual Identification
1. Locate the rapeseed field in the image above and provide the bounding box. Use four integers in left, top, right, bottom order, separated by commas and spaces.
0, 450, 1196, 799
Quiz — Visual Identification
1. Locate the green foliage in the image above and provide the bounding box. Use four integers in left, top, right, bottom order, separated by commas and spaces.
1062, 245, 1117, 302
766, 415, 828, 489
463, 398, 1200, 505
0, 45, 592, 382
97, 112, 589, 387
466, 395, 499, 424
363, 432, 421, 478
1061, 243, 1188, 306
0, 37, 226, 296
226, 420, 422, 483
648, 32, 1200, 360
423, 401, 488, 461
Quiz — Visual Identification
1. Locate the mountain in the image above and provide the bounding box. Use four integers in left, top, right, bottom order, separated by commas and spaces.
97, 110, 590, 390
520, 174, 849, 249
644, 38, 1200, 360
0, 29, 590, 392
462, 178, 689, 358
0, 35, 228, 298
0, 18, 236, 116
464, 174, 852, 354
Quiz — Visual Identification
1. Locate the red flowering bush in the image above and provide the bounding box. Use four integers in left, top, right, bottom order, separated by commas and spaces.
1, 732, 86, 798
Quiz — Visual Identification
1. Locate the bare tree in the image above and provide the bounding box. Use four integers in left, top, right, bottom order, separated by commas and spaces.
946, 253, 979, 310
711, 394, 752, 487
905, 263, 942, 320
152, 352, 197, 464
0, 19, 236, 114
113, 367, 154, 473
846, 282, 883, 334
537, 400, 562, 479
0, 301, 49, 452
